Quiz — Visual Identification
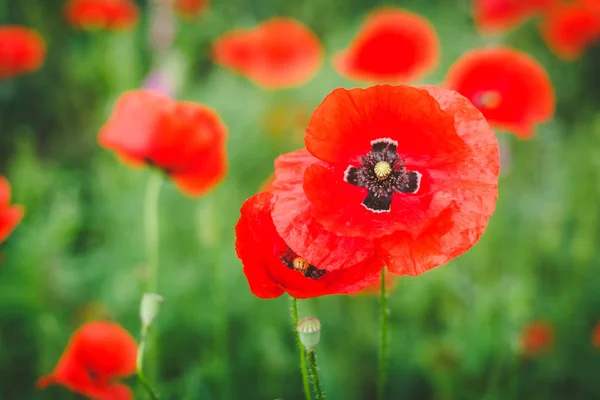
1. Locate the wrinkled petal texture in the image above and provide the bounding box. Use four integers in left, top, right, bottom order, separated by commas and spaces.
175, 0, 209, 18
474, 0, 556, 33
271, 150, 377, 271
334, 8, 439, 83
65, 0, 139, 31
212, 18, 323, 89
235, 192, 383, 299
446, 47, 555, 138
540, 3, 600, 60
0, 176, 24, 244
593, 322, 600, 348
99, 90, 228, 197
0, 26, 45, 79
37, 321, 136, 399
520, 321, 554, 355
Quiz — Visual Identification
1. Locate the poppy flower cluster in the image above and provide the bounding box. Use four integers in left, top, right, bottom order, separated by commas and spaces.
519, 321, 554, 356
0, 176, 24, 244
333, 8, 440, 83
99, 89, 228, 197
65, 0, 139, 31
236, 84, 500, 299
212, 18, 323, 89
174, 0, 209, 19
0, 26, 45, 80
37, 321, 137, 399
446, 47, 555, 139
473, 0, 556, 33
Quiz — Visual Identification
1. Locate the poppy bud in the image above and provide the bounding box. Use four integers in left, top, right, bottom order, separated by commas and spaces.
140, 293, 164, 328
297, 316, 321, 351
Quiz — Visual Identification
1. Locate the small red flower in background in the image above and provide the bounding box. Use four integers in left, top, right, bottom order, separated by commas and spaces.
334, 9, 439, 83
212, 18, 323, 89
593, 321, 600, 348
540, 2, 600, 60
175, 0, 209, 19
520, 321, 554, 355
65, 0, 139, 31
37, 321, 137, 400
0, 26, 45, 80
99, 89, 228, 197
474, 0, 556, 33
446, 47, 554, 139
0, 176, 24, 244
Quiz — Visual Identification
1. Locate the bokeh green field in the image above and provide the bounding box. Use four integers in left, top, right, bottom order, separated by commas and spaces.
2, 0, 600, 399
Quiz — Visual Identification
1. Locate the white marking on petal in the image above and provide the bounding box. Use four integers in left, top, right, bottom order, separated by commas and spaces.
370, 137, 398, 147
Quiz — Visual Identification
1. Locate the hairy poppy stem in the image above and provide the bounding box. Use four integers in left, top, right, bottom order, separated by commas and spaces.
137, 325, 160, 400
307, 350, 324, 400
145, 173, 163, 294
377, 269, 389, 400
290, 297, 311, 400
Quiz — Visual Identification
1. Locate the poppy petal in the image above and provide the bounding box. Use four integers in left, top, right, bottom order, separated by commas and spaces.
474, 0, 556, 33
170, 146, 227, 197
0, 26, 46, 79
0, 205, 24, 244
65, 0, 138, 31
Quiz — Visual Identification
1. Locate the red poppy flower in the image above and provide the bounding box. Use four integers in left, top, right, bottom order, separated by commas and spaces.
212, 18, 323, 89
236, 153, 384, 299
272, 85, 499, 277
520, 321, 554, 355
175, 0, 209, 19
333, 9, 439, 83
593, 321, 600, 348
37, 321, 137, 400
99, 89, 228, 197
540, 2, 600, 60
0, 176, 24, 244
65, 0, 139, 31
474, 0, 556, 33
446, 47, 554, 139
0, 26, 45, 80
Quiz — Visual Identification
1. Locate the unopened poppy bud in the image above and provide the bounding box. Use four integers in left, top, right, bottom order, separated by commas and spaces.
140, 293, 164, 327
297, 316, 321, 351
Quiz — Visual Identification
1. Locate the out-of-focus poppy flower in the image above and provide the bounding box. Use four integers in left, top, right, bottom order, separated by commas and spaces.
99, 89, 228, 197
175, 0, 209, 18
272, 85, 499, 277
0, 176, 24, 244
37, 321, 137, 400
474, 0, 556, 33
446, 47, 554, 139
540, 2, 600, 60
519, 321, 554, 355
593, 322, 600, 348
212, 18, 323, 89
0, 26, 45, 80
356, 272, 398, 296
333, 9, 439, 83
65, 0, 139, 31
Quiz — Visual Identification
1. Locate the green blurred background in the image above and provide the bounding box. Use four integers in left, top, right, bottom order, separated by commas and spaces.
2, 0, 600, 399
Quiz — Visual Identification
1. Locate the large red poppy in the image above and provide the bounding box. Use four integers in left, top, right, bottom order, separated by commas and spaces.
0, 26, 45, 80
273, 85, 499, 276
540, 2, 600, 60
99, 89, 228, 197
446, 47, 554, 139
333, 9, 439, 83
474, 0, 556, 33
37, 321, 137, 400
236, 158, 384, 299
0, 176, 24, 244
174, 0, 209, 19
212, 18, 323, 89
593, 321, 600, 348
519, 321, 554, 355
65, 0, 139, 31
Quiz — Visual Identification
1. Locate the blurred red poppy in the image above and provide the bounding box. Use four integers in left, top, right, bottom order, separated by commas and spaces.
65, 0, 139, 31
540, 2, 600, 60
175, 0, 209, 18
474, 0, 556, 33
37, 321, 137, 400
593, 322, 600, 348
99, 89, 228, 197
520, 321, 554, 355
0, 176, 24, 244
0, 26, 45, 80
212, 18, 323, 89
333, 9, 439, 83
446, 47, 554, 139
279, 85, 499, 276
235, 188, 383, 299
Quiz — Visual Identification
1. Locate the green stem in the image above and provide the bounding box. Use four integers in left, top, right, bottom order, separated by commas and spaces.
136, 326, 160, 400
377, 269, 389, 400
144, 173, 162, 294
291, 297, 311, 400
307, 351, 324, 400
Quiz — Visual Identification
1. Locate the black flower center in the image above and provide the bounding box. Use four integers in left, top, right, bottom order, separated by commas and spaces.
344, 138, 421, 213
280, 249, 326, 280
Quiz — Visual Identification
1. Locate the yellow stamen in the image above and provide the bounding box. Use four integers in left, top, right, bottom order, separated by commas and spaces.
374, 161, 392, 181
293, 257, 310, 273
